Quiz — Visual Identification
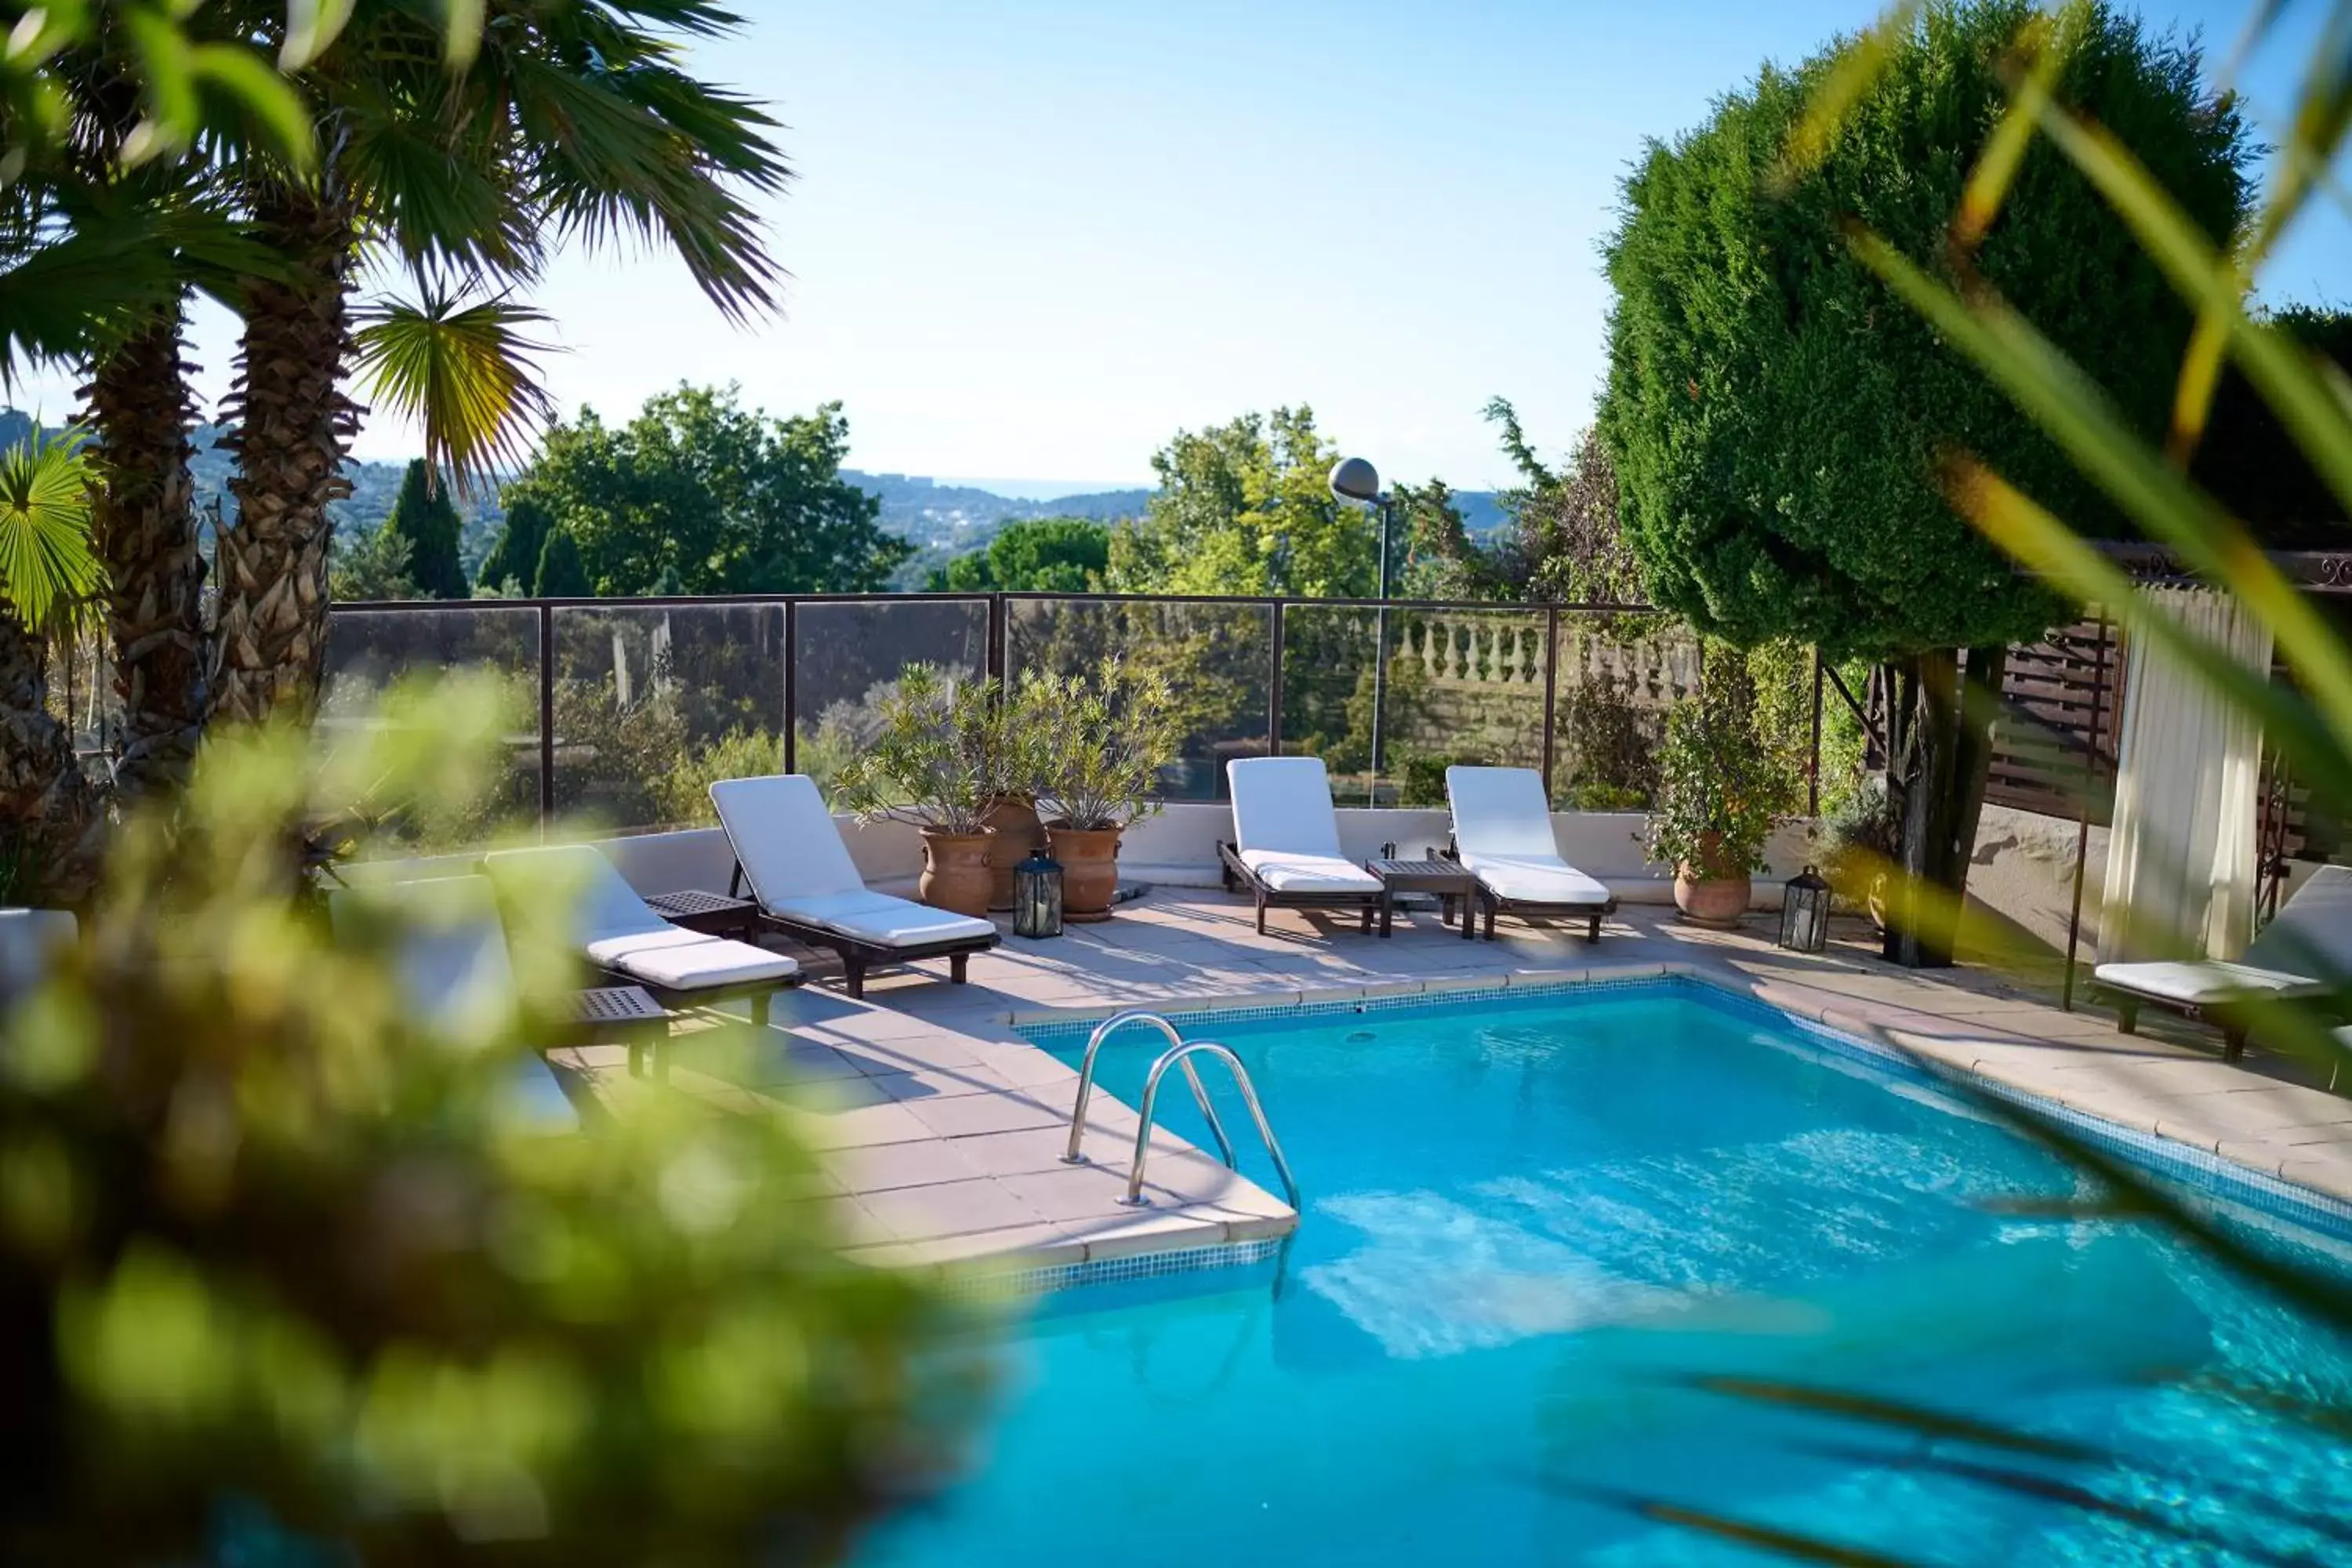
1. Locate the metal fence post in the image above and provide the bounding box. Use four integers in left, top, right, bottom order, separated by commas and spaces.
987, 592, 1006, 684
2061, 612, 2111, 1011
535, 603, 555, 834
1267, 601, 1285, 758
782, 598, 797, 775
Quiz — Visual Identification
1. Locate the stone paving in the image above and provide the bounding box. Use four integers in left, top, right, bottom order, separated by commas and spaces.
555, 888, 2352, 1276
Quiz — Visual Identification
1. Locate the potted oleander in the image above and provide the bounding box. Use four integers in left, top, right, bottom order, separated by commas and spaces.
1025, 662, 1183, 920
830, 666, 1000, 917
1645, 648, 1793, 928
979, 681, 1053, 911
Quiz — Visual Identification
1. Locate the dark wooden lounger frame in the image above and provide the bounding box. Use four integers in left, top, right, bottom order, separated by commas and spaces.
2089, 979, 2349, 1063
726, 862, 998, 1000
1438, 844, 1617, 942
1218, 841, 1381, 936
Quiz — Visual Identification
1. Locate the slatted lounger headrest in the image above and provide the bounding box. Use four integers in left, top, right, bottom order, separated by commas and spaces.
483, 843, 670, 943
2249, 865, 2352, 978
1227, 756, 1345, 858
708, 774, 870, 909
1445, 766, 1560, 861
328, 873, 519, 1041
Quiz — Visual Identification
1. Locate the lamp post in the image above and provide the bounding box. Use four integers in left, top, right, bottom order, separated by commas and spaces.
1330, 457, 1392, 806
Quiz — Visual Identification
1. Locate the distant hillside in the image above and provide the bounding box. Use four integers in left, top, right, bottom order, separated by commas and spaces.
844, 470, 1152, 546
184, 424, 506, 575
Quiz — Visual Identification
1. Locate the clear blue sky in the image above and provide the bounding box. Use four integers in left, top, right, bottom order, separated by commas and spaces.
21, 0, 2350, 494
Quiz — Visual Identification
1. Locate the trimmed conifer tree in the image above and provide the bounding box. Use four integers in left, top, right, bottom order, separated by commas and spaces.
532, 525, 593, 597
1596, 0, 2249, 964
384, 459, 468, 600
475, 494, 553, 596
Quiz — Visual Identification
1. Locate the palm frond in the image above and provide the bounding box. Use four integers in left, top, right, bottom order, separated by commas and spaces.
0, 424, 100, 631
351, 285, 557, 497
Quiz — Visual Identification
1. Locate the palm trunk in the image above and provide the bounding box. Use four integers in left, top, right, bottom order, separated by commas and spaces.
212, 182, 359, 727
0, 609, 100, 902
84, 310, 207, 805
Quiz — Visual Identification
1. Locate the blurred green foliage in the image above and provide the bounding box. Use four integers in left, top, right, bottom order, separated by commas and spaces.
0, 677, 979, 1562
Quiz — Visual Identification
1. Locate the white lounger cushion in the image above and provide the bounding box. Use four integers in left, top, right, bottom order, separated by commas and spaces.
484, 844, 797, 993
709, 775, 869, 902
1467, 855, 1613, 907
766, 891, 995, 946
1237, 849, 1381, 895
2089, 959, 2327, 1006
332, 874, 521, 1040
2093, 865, 2352, 1007
328, 873, 578, 1132
1446, 766, 1612, 908
709, 775, 995, 949
1228, 756, 1348, 858
1446, 766, 1561, 859
585, 926, 798, 992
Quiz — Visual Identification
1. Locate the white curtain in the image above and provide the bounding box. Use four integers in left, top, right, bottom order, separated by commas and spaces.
2098, 586, 2274, 964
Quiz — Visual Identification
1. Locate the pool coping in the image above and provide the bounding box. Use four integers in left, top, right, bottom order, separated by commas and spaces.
973, 958, 2352, 1287
591, 928, 2352, 1292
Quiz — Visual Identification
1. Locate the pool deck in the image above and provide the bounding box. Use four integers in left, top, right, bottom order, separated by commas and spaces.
555, 890, 2352, 1273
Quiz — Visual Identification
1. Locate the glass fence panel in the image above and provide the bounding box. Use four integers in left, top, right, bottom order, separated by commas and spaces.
550, 603, 786, 834
319, 607, 543, 852
1276, 603, 1380, 804
1380, 607, 1552, 808
1004, 597, 1272, 802
1549, 613, 1697, 811
793, 598, 989, 799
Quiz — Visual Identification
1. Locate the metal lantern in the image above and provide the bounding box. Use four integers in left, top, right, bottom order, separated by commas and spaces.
1779, 864, 1832, 953
1012, 847, 1064, 939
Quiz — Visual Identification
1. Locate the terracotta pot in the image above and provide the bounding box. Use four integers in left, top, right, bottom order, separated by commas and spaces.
919, 829, 996, 917
982, 795, 1046, 911
1673, 830, 1751, 929
1046, 823, 1122, 921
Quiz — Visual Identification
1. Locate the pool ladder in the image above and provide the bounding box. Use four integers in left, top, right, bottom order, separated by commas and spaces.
1063, 1011, 1301, 1210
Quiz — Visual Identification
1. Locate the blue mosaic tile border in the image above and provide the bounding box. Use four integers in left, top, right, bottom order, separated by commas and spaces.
940, 1237, 1285, 1301
1014, 970, 2352, 1251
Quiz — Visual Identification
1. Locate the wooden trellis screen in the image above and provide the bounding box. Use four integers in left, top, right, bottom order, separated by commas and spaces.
1983, 620, 2125, 824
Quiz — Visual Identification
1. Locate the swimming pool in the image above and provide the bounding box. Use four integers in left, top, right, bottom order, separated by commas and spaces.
862, 979, 2352, 1566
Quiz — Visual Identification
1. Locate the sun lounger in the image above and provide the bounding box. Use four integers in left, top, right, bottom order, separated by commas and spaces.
708, 774, 999, 999
1444, 766, 1617, 942
1218, 757, 1383, 935
2091, 864, 2352, 1060
328, 873, 612, 1127
481, 844, 800, 1036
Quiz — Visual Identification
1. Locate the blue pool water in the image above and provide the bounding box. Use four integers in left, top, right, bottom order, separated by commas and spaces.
863, 982, 2352, 1566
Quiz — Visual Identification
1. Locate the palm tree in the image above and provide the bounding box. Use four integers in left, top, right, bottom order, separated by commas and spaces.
0, 430, 104, 900
210, 0, 790, 725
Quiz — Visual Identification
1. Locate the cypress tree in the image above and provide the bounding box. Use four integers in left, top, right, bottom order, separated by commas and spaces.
475, 494, 553, 595
384, 459, 468, 599
532, 525, 593, 597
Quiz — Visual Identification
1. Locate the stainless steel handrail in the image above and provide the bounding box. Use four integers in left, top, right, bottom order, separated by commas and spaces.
1120, 1040, 1299, 1210
1063, 1011, 1236, 1169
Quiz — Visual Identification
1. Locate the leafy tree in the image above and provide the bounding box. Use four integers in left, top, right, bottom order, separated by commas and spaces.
1597, 0, 2250, 964
927, 517, 1111, 591
0, 432, 103, 898
383, 460, 466, 599
1482, 403, 1650, 607
1105, 408, 1373, 597
326, 521, 420, 602
475, 494, 551, 597
533, 527, 594, 598
504, 386, 910, 597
